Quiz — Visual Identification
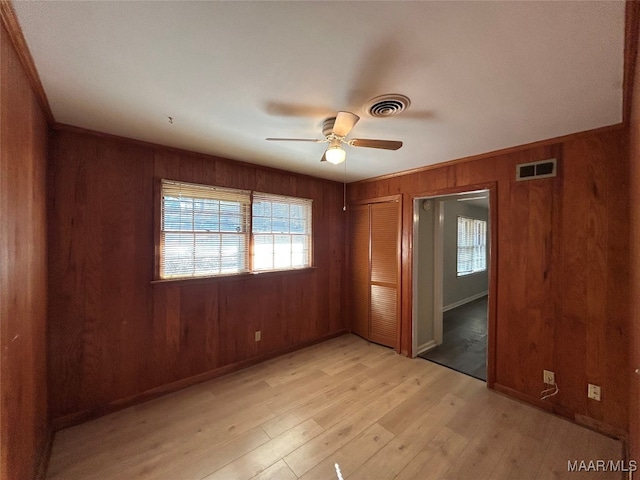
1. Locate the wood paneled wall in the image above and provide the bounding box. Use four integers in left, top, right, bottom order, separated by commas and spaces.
629, 5, 640, 463
348, 127, 630, 434
48, 128, 347, 424
0, 20, 49, 480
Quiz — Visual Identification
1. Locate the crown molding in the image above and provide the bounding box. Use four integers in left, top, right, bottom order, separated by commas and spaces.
1, 0, 54, 124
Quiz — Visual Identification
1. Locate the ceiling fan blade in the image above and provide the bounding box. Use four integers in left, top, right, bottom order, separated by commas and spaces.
265, 138, 323, 142
332, 111, 360, 137
350, 139, 403, 150
320, 151, 327, 162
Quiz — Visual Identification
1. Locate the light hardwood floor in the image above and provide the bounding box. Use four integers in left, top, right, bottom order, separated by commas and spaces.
46, 334, 623, 480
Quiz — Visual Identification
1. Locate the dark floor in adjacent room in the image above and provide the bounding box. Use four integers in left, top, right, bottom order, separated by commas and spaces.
419, 296, 488, 381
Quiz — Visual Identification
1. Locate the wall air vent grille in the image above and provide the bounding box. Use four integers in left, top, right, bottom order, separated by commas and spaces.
516, 158, 557, 181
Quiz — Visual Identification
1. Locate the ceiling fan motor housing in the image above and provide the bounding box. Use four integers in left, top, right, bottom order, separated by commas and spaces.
322, 117, 337, 137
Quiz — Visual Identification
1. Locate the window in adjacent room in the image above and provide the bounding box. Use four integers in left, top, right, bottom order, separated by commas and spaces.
252, 192, 313, 271
457, 216, 487, 276
160, 180, 251, 279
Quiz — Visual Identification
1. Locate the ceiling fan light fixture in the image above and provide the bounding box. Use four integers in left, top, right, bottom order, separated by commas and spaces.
325, 146, 346, 165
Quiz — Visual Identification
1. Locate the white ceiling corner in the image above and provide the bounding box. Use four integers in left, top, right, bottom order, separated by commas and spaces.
13, 0, 625, 182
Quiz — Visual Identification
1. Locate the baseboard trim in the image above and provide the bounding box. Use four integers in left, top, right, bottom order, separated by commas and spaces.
443, 291, 488, 312
416, 340, 437, 355
493, 383, 569, 416
51, 329, 348, 431
492, 383, 627, 442
574, 414, 628, 442
35, 427, 54, 480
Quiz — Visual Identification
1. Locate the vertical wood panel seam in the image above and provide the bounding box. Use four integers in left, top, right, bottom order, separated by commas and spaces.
624, 0, 640, 125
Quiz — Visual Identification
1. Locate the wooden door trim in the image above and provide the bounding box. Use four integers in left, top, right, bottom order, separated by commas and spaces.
394, 196, 402, 353
350, 194, 401, 206
411, 183, 493, 200
408, 182, 497, 387
349, 194, 402, 352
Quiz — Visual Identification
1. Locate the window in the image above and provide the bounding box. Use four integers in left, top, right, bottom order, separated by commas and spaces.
252, 192, 312, 271
159, 180, 312, 279
457, 216, 487, 276
160, 180, 251, 278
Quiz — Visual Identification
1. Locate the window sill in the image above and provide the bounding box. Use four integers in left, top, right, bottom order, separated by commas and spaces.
456, 269, 487, 278
151, 267, 317, 286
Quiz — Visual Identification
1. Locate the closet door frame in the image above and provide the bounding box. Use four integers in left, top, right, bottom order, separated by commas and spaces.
348, 194, 402, 352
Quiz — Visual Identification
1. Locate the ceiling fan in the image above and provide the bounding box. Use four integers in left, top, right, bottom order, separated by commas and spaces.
266, 111, 402, 165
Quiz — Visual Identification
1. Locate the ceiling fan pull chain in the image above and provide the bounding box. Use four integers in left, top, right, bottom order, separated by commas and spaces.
343, 158, 347, 212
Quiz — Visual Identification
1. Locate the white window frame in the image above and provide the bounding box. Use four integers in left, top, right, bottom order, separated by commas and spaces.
456, 216, 487, 277
158, 179, 313, 280
251, 192, 313, 272
159, 180, 251, 279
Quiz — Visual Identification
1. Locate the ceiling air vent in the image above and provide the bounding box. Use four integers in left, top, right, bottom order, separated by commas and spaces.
365, 94, 411, 117
516, 158, 557, 181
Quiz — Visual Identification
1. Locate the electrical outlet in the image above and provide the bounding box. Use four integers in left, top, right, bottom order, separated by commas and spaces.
255, 330, 261, 342
543, 370, 555, 385
588, 384, 601, 401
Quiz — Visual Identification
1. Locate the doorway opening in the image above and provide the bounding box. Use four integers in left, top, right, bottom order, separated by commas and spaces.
412, 189, 491, 381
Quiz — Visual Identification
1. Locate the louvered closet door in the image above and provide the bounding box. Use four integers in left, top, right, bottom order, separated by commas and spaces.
369, 201, 400, 348
350, 204, 370, 339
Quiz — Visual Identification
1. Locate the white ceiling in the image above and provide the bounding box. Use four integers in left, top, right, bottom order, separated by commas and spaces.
13, 1, 625, 182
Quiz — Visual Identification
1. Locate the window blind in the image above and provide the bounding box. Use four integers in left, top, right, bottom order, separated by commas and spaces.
457, 216, 487, 276
160, 179, 251, 278
251, 192, 312, 271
